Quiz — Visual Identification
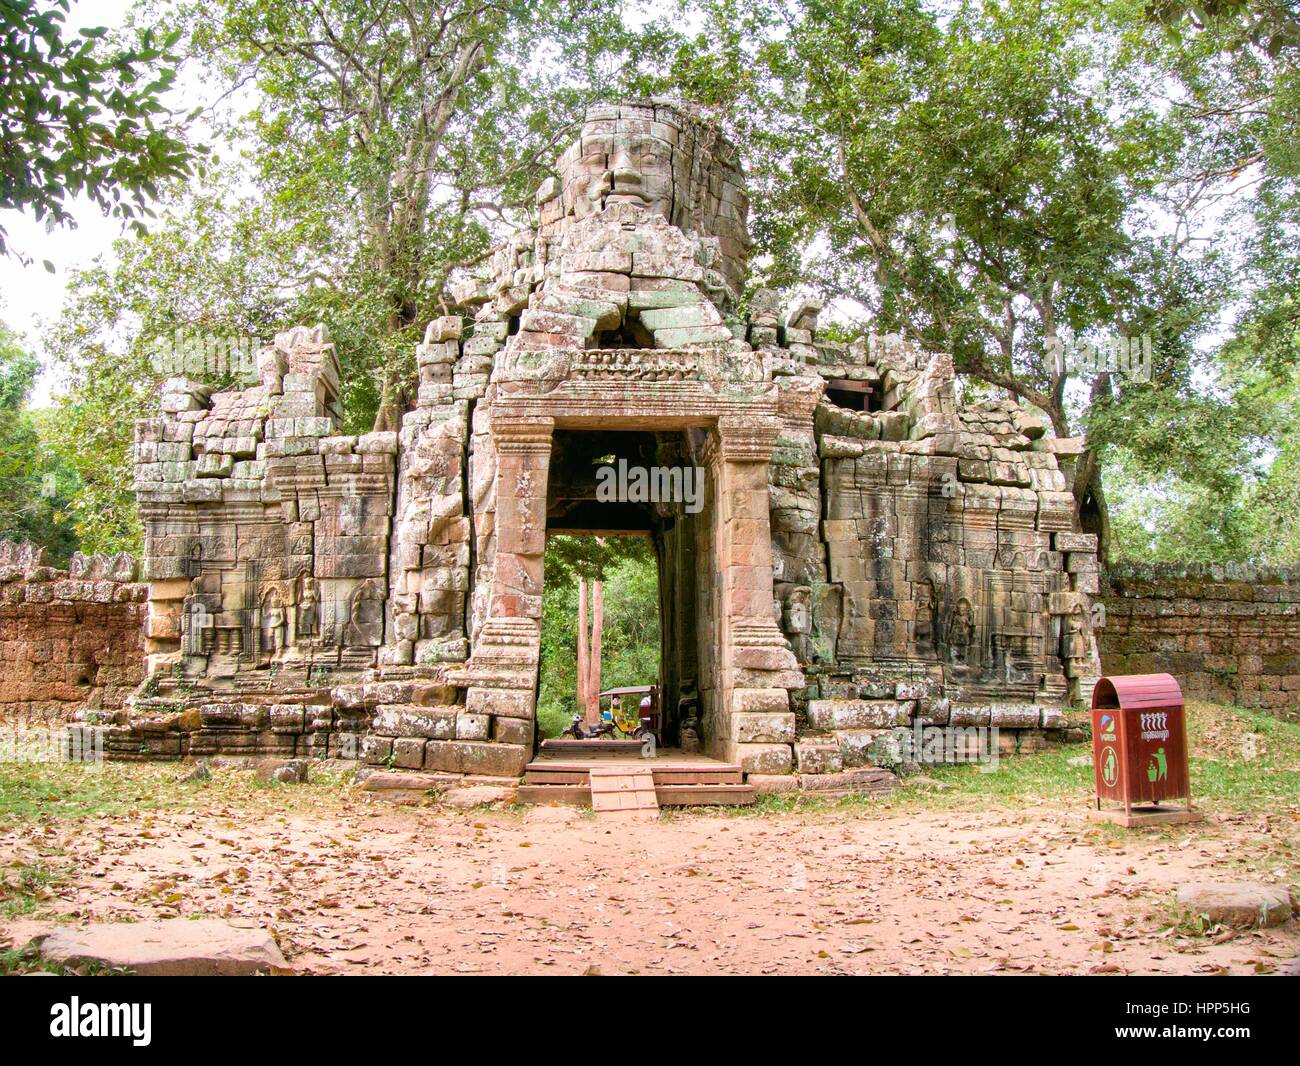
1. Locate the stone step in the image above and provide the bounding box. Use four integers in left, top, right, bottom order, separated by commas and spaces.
524, 762, 743, 786
518, 780, 755, 807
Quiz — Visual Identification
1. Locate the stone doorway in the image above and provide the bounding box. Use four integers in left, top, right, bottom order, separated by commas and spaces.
540, 428, 706, 752
459, 409, 803, 775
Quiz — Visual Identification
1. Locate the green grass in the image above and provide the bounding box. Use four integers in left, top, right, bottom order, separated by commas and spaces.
899, 701, 1299, 814
0, 860, 70, 919
0, 751, 358, 829
675, 699, 1300, 820
1, 701, 1295, 830
0, 942, 129, 976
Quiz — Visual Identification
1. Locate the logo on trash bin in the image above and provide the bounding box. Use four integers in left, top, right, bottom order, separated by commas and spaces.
1101, 746, 1118, 787
1139, 712, 1170, 742
1146, 746, 1168, 783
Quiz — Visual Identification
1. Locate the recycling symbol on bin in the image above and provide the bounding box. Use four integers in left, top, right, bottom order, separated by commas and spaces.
1146, 746, 1167, 784
1101, 746, 1118, 787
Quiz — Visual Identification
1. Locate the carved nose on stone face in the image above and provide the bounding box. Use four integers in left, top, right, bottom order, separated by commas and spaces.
604, 164, 642, 195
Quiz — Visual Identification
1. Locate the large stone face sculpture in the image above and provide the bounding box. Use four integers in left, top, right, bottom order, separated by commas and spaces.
98, 98, 1101, 781
543, 101, 751, 303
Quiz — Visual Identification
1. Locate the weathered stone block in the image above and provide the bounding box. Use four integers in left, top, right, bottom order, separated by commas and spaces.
423, 739, 528, 777
735, 742, 793, 775
806, 699, 911, 730
464, 687, 534, 720
455, 712, 491, 740
373, 704, 457, 739
391, 736, 426, 769
733, 711, 796, 744
1175, 882, 1293, 928
794, 741, 843, 775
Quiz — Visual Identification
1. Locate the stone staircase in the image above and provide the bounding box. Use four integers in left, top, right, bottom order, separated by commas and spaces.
518, 756, 755, 807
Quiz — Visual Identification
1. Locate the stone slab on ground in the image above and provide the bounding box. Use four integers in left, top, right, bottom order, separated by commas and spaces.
37, 919, 288, 975
255, 757, 309, 783
747, 773, 800, 794
746, 768, 898, 795
1175, 882, 1294, 928
441, 785, 517, 808
356, 770, 448, 804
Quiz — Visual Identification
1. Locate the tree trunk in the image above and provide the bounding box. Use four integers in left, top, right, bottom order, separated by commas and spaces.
590, 579, 604, 717
577, 577, 593, 724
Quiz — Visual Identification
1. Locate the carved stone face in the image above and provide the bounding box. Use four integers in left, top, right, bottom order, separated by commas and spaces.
565, 127, 677, 221
551, 101, 750, 275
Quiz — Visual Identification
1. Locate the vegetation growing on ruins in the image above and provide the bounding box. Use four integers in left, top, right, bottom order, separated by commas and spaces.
0, 0, 1295, 564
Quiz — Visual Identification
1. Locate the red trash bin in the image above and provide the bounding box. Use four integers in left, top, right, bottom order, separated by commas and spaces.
1091, 673, 1191, 817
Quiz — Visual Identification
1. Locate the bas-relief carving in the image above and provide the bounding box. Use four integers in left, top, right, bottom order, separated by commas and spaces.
781, 585, 813, 663
548, 101, 751, 303
259, 587, 287, 663
346, 580, 385, 648
297, 575, 319, 638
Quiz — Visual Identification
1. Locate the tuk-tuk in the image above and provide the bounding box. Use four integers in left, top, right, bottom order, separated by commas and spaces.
561, 685, 660, 740
601, 685, 660, 739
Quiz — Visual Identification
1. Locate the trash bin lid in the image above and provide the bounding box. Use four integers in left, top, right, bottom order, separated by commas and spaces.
1092, 673, 1184, 711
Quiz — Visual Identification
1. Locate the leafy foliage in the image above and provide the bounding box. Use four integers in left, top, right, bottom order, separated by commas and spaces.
0, 321, 77, 562
42, 173, 287, 553
537, 537, 660, 737
0, 0, 195, 261
17, 0, 1300, 570
41, 0, 683, 549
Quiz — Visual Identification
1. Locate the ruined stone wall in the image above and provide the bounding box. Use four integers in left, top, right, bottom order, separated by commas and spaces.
745, 291, 1100, 774
101, 96, 1109, 781
0, 543, 145, 720
1100, 563, 1300, 719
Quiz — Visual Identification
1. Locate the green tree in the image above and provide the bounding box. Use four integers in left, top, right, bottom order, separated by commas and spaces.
0, 0, 195, 260
43, 172, 289, 554
537, 536, 659, 737
1096, 0, 1300, 563
0, 321, 78, 561
176, 0, 676, 426
674, 0, 1221, 557
45, 0, 681, 544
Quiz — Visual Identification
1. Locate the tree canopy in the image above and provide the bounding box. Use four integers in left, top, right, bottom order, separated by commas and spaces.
0, 0, 196, 262
2, 0, 1294, 566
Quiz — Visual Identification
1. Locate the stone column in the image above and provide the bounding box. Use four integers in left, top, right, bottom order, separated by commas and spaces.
708, 415, 803, 773
448, 415, 553, 776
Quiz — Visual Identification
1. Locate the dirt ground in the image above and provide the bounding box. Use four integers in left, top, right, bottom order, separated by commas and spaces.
4, 795, 1298, 975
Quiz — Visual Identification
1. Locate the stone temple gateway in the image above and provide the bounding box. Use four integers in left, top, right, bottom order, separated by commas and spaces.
92, 100, 1103, 789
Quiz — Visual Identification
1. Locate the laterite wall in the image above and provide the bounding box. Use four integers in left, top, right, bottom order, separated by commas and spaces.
0, 545, 147, 721
1100, 562, 1300, 720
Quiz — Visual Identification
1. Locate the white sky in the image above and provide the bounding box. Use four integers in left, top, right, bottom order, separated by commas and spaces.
0, 0, 158, 404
